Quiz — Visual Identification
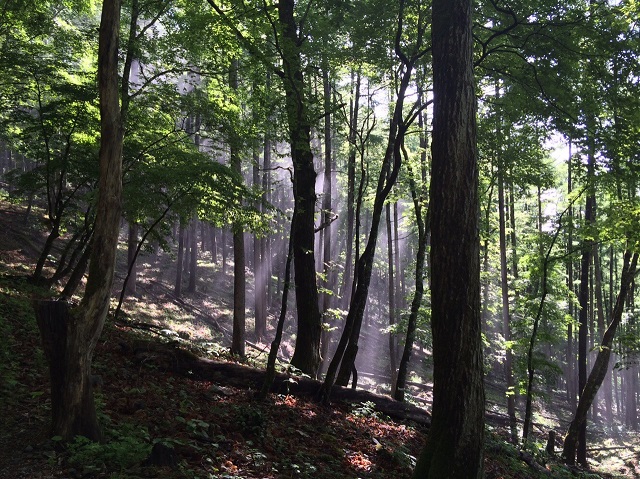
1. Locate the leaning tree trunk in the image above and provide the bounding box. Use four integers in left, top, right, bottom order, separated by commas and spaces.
574, 135, 596, 465
563, 250, 638, 464
125, 221, 138, 296
412, 0, 485, 476
332, 58, 414, 388
36, 0, 123, 441
393, 147, 428, 402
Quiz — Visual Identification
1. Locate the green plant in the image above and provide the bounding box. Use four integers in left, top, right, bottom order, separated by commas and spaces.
66, 422, 151, 473
351, 400, 382, 419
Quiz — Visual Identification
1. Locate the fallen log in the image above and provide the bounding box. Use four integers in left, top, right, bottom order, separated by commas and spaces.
129, 339, 431, 427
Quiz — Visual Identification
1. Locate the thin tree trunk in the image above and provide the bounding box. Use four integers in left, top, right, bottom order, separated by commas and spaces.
229, 58, 245, 357
386, 202, 397, 381
331, 28, 418, 388
341, 69, 360, 311
563, 250, 638, 464
498, 165, 517, 442
60, 236, 93, 300
175, 221, 185, 297
319, 64, 334, 370
253, 148, 266, 339
393, 122, 429, 401
188, 219, 197, 293
258, 213, 295, 399
125, 221, 138, 296
566, 141, 576, 407
575, 135, 596, 465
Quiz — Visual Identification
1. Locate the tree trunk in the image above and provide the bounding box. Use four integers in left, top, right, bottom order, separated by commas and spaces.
413, 0, 484, 476
188, 219, 197, 293
175, 221, 185, 297
386, 202, 397, 381
253, 148, 266, 339
498, 164, 517, 443
278, 0, 322, 377
563, 251, 638, 464
566, 141, 576, 407
60, 237, 93, 299
35, 301, 100, 440
125, 221, 138, 296
393, 106, 429, 401
36, 0, 124, 441
341, 69, 360, 311
331, 42, 415, 389
575, 137, 596, 465
229, 58, 245, 357
319, 63, 334, 370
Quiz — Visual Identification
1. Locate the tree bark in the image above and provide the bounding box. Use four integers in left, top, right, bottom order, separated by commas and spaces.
277, 0, 322, 377
563, 250, 638, 464
229, 58, 245, 357
575, 135, 596, 465
329, 8, 420, 388
319, 63, 334, 370
498, 162, 517, 443
393, 116, 429, 401
341, 69, 360, 311
175, 221, 185, 297
188, 219, 197, 293
412, 0, 485, 476
386, 202, 397, 380
35, 0, 124, 441
125, 221, 138, 296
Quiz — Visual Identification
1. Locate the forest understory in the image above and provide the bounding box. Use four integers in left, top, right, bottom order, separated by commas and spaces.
1, 200, 638, 479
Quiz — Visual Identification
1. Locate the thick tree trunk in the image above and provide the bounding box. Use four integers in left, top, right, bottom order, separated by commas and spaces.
36, 0, 124, 441
35, 301, 100, 440
563, 251, 638, 464
412, 0, 485, 476
278, 0, 322, 377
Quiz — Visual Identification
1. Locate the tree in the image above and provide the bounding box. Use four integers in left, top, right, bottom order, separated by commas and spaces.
229, 58, 246, 357
412, 0, 484, 475
36, 0, 123, 441
563, 248, 639, 464
276, 0, 322, 377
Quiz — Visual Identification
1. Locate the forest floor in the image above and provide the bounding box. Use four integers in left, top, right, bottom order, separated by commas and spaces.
1, 198, 639, 479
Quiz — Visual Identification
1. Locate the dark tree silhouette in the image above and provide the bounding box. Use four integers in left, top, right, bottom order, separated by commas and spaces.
412, 0, 485, 476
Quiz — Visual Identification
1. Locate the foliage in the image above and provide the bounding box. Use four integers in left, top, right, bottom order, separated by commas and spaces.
64, 422, 152, 473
